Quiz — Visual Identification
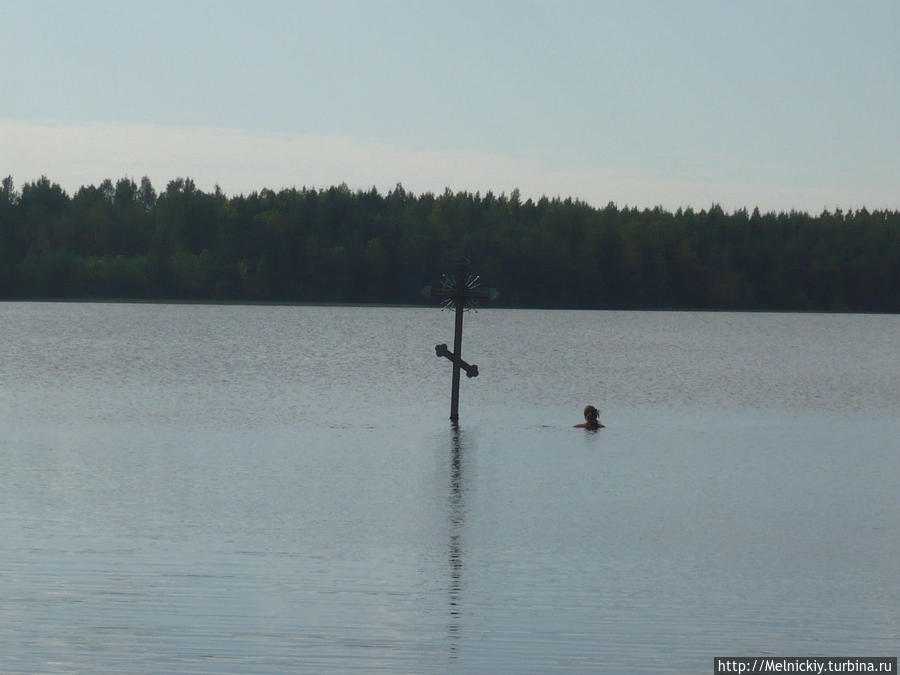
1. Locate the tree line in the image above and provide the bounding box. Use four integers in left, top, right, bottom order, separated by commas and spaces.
1, 175, 897, 311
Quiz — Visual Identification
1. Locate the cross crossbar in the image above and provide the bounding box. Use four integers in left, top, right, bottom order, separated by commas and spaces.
429, 287, 492, 301
435, 343, 479, 378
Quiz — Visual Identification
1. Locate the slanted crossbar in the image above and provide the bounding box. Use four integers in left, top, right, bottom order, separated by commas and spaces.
435, 343, 479, 378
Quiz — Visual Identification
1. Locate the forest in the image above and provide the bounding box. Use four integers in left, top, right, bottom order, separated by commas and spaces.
1, 175, 898, 312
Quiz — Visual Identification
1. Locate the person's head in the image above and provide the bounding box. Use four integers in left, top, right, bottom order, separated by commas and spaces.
583, 405, 599, 423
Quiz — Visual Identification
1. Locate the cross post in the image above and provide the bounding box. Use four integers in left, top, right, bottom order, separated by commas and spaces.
421, 257, 497, 421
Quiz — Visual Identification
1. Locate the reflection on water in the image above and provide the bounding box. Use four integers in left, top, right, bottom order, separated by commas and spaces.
447, 422, 465, 658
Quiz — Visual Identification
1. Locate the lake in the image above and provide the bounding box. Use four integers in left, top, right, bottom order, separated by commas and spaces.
1, 303, 898, 673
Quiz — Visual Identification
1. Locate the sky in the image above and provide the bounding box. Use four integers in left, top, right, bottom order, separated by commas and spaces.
2, 0, 898, 213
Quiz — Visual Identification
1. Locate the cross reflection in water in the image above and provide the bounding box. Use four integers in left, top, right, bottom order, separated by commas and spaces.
447, 422, 465, 658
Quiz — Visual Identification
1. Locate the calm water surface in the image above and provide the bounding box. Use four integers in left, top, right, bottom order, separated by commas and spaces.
1, 303, 898, 673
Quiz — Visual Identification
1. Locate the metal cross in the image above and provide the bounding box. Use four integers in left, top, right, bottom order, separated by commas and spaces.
421, 257, 498, 421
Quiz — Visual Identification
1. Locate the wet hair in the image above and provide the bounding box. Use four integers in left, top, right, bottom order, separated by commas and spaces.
583, 405, 599, 422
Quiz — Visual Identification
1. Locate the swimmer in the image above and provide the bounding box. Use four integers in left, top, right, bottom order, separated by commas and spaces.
574, 405, 604, 430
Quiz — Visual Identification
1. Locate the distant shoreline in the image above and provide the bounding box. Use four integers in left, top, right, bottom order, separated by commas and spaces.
3, 177, 897, 313
2, 297, 895, 316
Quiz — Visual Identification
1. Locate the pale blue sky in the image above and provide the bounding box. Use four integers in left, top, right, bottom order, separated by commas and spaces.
2, 0, 898, 211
